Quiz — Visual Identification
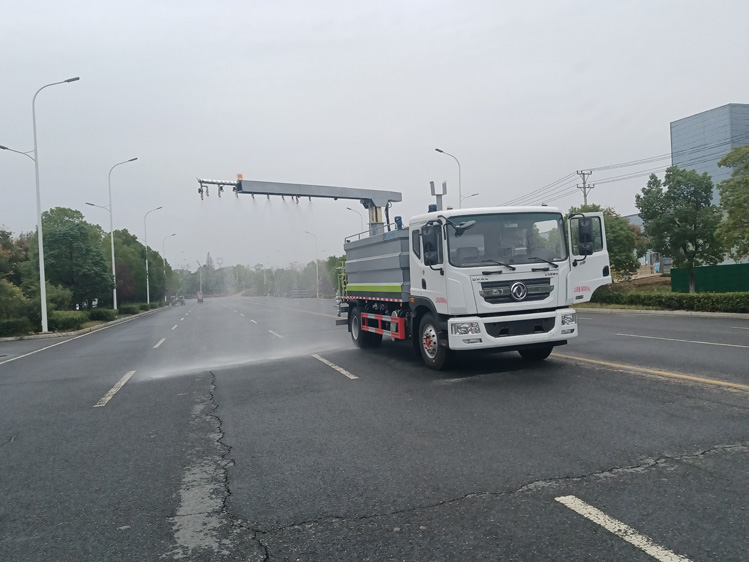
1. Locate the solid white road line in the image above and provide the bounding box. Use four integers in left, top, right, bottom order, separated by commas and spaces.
250, 319, 258, 324
268, 330, 284, 338
172, 325, 178, 330
312, 354, 358, 380
153, 338, 166, 349
94, 371, 136, 408
0, 313, 152, 366
555, 496, 692, 562
618, 333, 749, 349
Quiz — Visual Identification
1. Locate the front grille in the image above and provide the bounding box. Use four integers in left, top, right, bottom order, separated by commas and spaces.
484, 317, 555, 338
479, 277, 553, 304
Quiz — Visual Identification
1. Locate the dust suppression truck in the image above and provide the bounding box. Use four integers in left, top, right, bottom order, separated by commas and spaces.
339, 206, 611, 369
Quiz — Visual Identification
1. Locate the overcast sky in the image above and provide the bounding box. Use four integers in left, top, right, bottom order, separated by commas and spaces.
2, 0, 748, 270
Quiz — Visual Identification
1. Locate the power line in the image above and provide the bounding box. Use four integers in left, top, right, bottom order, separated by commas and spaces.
501, 133, 749, 207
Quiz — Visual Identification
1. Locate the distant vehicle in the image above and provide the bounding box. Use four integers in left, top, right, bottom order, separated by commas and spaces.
177, 295, 185, 305
197, 291, 204, 303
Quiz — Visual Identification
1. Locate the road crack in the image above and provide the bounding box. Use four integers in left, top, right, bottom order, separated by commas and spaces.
255, 442, 749, 535
160, 372, 267, 561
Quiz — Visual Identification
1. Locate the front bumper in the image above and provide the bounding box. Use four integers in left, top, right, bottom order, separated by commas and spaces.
446, 308, 577, 351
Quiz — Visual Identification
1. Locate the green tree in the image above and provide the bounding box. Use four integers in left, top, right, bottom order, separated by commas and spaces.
635, 167, 723, 293
0, 229, 30, 286
568, 204, 642, 280
0, 278, 30, 319
717, 145, 749, 261
38, 207, 112, 308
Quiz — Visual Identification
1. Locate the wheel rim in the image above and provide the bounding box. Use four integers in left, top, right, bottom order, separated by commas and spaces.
352, 315, 360, 340
422, 323, 438, 359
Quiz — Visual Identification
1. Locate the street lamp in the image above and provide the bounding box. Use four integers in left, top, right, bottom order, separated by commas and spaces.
162, 233, 176, 300
108, 157, 138, 310
435, 148, 462, 208
461, 192, 479, 206
0, 145, 35, 162
304, 230, 319, 299
346, 206, 364, 231
7, 77, 80, 333
143, 206, 162, 306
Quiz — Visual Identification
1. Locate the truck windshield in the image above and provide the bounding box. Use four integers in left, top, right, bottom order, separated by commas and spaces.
447, 212, 568, 268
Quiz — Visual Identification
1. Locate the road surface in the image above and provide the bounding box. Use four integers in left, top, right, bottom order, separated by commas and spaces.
1, 297, 747, 561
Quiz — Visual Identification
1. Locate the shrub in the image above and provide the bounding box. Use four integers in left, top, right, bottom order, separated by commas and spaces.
0, 318, 34, 337
88, 308, 117, 322
149, 302, 159, 309
49, 310, 89, 332
119, 304, 140, 315
590, 290, 749, 313
139, 303, 150, 311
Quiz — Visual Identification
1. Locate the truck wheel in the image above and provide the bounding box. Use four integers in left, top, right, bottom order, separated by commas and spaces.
419, 313, 449, 370
518, 345, 553, 361
350, 307, 371, 348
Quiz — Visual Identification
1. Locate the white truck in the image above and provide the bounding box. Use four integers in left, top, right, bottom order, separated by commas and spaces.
339, 206, 611, 369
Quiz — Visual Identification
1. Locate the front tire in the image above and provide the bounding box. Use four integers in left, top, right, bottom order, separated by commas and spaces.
419, 313, 449, 370
518, 345, 553, 361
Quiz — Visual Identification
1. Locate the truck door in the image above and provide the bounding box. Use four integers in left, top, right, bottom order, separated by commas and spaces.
567, 212, 612, 304
411, 223, 449, 314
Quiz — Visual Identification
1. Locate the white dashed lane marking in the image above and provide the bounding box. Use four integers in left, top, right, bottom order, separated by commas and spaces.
312, 354, 359, 380
94, 371, 136, 408
618, 333, 749, 349
153, 338, 166, 349
555, 496, 692, 562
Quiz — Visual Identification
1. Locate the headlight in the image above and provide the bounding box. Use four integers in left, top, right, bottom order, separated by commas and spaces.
451, 322, 481, 335
561, 313, 577, 326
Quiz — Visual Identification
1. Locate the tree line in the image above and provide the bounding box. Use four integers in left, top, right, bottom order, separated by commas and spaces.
3, 145, 748, 332
1, 207, 176, 331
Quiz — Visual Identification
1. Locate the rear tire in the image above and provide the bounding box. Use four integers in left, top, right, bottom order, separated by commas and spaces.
419, 313, 450, 370
350, 307, 368, 348
350, 308, 382, 348
518, 345, 553, 361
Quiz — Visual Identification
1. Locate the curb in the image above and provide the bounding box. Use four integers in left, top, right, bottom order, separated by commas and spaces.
0, 307, 166, 342
573, 307, 749, 320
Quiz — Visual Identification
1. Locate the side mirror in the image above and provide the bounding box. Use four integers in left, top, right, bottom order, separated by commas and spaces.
421, 224, 441, 265
577, 217, 594, 256
424, 251, 439, 266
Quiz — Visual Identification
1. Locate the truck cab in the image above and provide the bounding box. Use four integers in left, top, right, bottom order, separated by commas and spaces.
407, 206, 610, 366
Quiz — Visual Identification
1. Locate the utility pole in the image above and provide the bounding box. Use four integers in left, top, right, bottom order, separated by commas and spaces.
577, 170, 594, 205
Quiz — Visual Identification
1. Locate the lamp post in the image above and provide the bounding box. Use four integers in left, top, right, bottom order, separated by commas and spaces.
346, 206, 364, 231
304, 230, 319, 298
162, 233, 176, 300
461, 192, 479, 206
108, 157, 138, 310
143, 206, 162, 306
435, 148, 462, 208
15, 77, 80, 332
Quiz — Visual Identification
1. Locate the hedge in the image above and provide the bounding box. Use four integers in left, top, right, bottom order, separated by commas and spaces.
590, 290, 749, 313
49, 310, 89, 332
88, 308, 117, 322
0, 318, 34, 337
119, 304, 140, 315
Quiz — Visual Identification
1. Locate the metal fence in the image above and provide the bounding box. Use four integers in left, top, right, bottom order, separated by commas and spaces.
671, 263, 749, 293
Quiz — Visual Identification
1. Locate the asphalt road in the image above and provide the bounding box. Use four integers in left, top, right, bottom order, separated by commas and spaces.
0, 297, 747, 561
